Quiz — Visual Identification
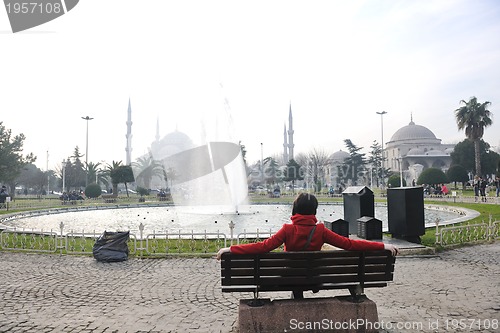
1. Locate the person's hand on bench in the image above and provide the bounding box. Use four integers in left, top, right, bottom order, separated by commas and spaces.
384, 243, 399, 256
216, 247, 230, 260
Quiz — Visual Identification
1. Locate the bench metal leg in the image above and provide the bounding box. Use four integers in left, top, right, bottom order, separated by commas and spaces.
247, 290, 265, 307
291, 290, 304, 299
348, 285, 365, 303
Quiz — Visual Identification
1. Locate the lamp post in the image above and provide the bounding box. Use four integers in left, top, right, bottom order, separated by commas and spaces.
46, 150, 50, 195
260, 143, 264, 186
396, 156, 404, 187
81, 116, 94, 187
62, 160, 67, 193
376, 111, 387, 187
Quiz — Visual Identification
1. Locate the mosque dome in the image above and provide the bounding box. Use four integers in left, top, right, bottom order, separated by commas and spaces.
160, 131, 193, 147
152, 130, 194, 159
444, 147, 454, 155
389, 121, 437, 142
330, 150, 350, 162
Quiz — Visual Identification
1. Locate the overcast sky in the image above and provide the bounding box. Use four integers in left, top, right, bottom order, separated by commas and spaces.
1, 0, 499, 171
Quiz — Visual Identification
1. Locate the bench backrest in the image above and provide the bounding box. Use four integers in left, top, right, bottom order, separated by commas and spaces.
221, 250, 395, 295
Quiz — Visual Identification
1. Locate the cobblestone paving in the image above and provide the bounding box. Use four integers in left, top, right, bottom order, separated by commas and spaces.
0, 242, 499, 332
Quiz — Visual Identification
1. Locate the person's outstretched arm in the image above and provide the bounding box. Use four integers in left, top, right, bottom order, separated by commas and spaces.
216, 226, 287, 260
323, 228, 399, 256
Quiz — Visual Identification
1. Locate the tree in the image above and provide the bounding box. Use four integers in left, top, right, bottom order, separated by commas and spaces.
85, 183, 102, 198
106, 161, 122, 195
132, 155, 164, 190
109, 163, 135, 197
387, 174, 406, 188
417, 168, 448, 185
284, 159, 303, 192
0, 122, 36, 195
65, 147, 86, 190
86, 162, 106, 188
342, 139, 367, 185
367, 140, 390, 187
446, 165, 469, 189
455, 96, 493, 177
15, 163, 46, 195
263, 156, 280, 186
306, 149, 330, 192
450, 139, 500, 175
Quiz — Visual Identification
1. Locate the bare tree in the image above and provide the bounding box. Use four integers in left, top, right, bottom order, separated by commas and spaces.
306, 148, 331, 193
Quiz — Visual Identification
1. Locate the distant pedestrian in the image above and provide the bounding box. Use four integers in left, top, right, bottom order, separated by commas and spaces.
441, 184, 449, 195
473, 176, 480, 202
479, 177, 487, 202
495, 176, 500, 197
0, 185, 9, 208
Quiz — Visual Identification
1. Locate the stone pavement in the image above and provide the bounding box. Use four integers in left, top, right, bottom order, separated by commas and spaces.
0, 242, 499, 333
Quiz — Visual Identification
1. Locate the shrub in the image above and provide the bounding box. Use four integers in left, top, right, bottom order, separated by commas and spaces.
137, 187, 149, 197
85, 183, 102, 198
387, 174, 406, 188
417, 168, 448, 185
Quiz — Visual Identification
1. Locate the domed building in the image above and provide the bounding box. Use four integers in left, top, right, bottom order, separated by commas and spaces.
150, 129, 194, 161
327, 150, 350, 190
385, 117, 455, 183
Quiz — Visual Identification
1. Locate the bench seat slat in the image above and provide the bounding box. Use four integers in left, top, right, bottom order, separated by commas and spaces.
221, 263, 393, 277
221, 282, 389, 293
220, 250, 395, 297
222, 272, 393, 286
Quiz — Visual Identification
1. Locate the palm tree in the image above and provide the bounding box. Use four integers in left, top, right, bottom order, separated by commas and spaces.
106, 161, 123, 196
455, 96, 493, 177
132, 156, 164, 190
86, 162, 106, 187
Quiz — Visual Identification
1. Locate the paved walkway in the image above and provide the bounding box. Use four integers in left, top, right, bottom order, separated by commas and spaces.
1, 243, 499, 332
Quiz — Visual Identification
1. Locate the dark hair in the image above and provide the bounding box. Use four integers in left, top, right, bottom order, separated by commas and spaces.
292, 193, 318, 215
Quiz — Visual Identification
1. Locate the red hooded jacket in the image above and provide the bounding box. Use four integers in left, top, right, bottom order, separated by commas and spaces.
230, 214, 384, 254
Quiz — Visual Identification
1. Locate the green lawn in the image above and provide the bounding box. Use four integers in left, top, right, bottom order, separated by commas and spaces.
1, 193, 498, 254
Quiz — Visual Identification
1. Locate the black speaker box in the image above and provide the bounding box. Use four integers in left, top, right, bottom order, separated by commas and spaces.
387, 187, 425, 243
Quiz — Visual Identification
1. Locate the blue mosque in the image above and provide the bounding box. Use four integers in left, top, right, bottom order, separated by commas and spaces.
125, 100, 455, 189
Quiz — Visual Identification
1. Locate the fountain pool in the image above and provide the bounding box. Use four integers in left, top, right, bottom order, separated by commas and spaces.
3, 203, 464, 236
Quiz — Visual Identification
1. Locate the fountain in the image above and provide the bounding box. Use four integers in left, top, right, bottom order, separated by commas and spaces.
142, 83, 248, 214
0, 86, 474, 237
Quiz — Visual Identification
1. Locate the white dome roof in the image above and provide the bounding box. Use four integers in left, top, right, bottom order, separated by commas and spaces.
330, 150, 350, 162
160, 131, 193, 147
390, 121, 437, 142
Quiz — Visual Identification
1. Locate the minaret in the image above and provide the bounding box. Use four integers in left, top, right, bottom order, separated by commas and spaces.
125, 98, 133, 165
283, 123, 289, 163
288, 104, 294, 161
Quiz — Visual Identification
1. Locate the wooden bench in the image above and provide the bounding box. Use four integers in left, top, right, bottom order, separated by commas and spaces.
101, 194, 117, 203
221, 250, 395, 303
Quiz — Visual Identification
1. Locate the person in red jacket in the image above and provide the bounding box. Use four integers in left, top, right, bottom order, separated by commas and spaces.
217, 193, 398, 298
217, 193, 399, 259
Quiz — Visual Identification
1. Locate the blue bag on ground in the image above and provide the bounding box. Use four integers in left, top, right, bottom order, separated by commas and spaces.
92, 231, 130, 262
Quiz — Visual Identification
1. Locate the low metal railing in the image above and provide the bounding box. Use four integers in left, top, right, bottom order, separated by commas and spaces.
0, 221, 232, 256
435, 216, 499, 246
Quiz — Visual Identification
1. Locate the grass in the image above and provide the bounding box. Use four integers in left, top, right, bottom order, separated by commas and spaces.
1, 193, 498, 255
419, 200, 500, 248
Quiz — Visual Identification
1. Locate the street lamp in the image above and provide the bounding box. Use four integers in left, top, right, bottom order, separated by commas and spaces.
376, 111, 387, 187
62, 160, 67, 193
260, 143, 264, 186
395, 156, 404, 187
81, 116, 94, 186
